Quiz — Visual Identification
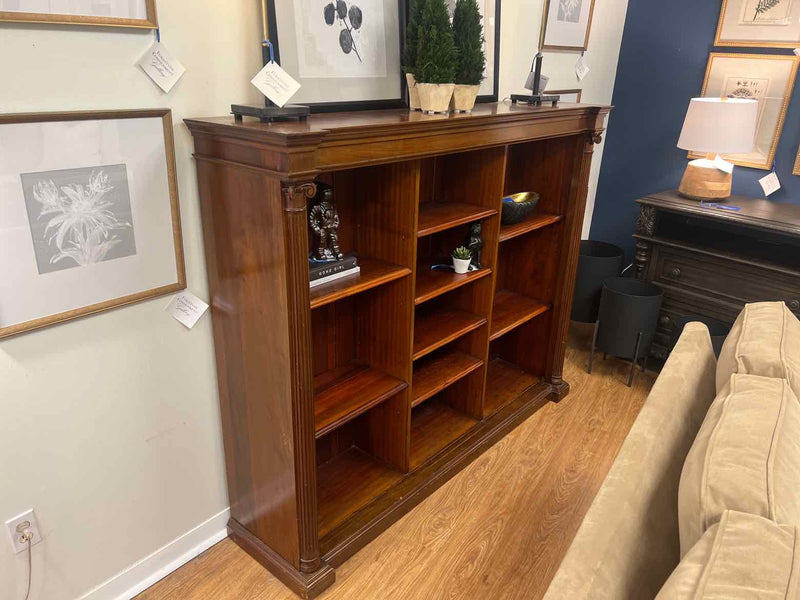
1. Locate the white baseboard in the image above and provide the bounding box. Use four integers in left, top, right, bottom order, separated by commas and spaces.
77, 507, 230, 600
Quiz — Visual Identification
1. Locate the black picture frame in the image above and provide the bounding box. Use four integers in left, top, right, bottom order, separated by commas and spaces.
475, 0, 501, 104
266, 0, 408, 113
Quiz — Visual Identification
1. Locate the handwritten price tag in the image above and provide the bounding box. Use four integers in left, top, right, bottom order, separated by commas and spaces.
251, 62, 301, 108
166, 291, 209, 329
138, 41, 186, 93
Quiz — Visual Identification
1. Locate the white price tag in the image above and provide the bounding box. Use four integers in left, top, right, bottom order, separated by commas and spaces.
575, 55, 590, 81
759, 171, 781, 196
524, 72, 549, 91
251, 62, 301, 108
137, 41, 186, 93
713, 154, 734, 174
166, 291, 209, 329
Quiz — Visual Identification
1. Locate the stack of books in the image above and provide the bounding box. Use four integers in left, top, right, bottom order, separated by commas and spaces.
309, 255, 359, 288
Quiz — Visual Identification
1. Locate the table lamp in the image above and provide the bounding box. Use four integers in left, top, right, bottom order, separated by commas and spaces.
676, 97, 758, 201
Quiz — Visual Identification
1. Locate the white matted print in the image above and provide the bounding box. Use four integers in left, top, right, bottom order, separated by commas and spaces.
295, 0, 387, 78
543, 0, 596, 51
716, 0, 800, 47
272, 0, 401, 104
0, 110, 185, 338
690, 54, 799, 170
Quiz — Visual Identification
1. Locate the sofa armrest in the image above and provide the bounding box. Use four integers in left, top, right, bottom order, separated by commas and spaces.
542, 323, 717, 600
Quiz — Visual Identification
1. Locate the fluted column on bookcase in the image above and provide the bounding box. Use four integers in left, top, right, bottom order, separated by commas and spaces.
281, 180, 320, 573
548, 130, 602, 399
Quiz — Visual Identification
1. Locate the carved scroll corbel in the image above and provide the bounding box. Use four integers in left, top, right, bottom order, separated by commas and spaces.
282, 182, 317, 212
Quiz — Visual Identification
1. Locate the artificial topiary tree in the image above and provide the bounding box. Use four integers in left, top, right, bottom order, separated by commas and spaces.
452, 0, 485, 85
403, 0, 422, 73
414, 0, 457, 84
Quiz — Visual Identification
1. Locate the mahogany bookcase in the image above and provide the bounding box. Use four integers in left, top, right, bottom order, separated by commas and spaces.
186, 102, 610, 598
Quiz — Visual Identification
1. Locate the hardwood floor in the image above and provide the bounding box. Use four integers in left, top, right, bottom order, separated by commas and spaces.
136, 323, 655, 600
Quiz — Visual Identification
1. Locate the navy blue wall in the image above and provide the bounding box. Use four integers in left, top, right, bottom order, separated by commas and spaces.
589, 0, 800, 260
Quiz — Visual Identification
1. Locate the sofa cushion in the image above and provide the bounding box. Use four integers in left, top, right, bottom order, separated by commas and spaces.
656, 510, 800, 600
678, 373, 800, 557
717, 301, 800, 397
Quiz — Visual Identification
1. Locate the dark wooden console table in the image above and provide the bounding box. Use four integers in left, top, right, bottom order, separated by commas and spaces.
634, 190, 800, 359
185, 102, 610, 598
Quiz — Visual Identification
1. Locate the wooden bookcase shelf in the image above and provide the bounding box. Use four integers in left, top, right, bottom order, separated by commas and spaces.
188, 102, 609, 598
417, 202, 497, 237
314, 363, 407, 438
414, 265, 491, 305
410, 399, 478, 470
317, 447, 403, 538
490, 290, 550, 341
413, 309, 487, 360
484, 358, 540, 417
412, 349, 483, 407
499, 212, 563, 243
310, 257, 411, 309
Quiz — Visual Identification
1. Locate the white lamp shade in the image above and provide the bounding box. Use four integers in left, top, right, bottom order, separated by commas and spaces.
677, 97, 758, 154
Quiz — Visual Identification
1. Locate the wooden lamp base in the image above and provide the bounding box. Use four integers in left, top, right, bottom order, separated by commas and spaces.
678, 158, 732, 201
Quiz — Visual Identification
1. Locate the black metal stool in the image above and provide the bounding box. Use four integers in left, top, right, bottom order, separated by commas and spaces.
571, 240, 624, 323
588, 277, 663, 387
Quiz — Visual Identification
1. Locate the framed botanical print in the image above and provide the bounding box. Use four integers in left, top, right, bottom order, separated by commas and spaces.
0, 0, 157, 29
542, 0, 596, 51
267, 0, 406, 110
715, 0, 800, 48
690, 53, 799, 170
0, 109, 185, 339
545, 88, 582, 102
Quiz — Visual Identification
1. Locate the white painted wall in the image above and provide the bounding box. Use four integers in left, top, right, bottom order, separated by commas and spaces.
498, 0, 630, 237
0, 1, 629, 598
0, 3, 261, 600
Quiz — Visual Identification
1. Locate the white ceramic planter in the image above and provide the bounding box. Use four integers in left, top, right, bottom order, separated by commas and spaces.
453, 257, 471, 274
417, 83, 455, 114
451, 84, 481, 113
406, 73, 421, 110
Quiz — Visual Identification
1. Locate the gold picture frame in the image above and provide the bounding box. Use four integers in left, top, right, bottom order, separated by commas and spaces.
541, 0, 596, 51
0, 0, 157, 29
0, 109, 185, 339
546, 88, 583, 102
689, 53, 798, 170
792, 146, 800, 175
715, 0, 800, 48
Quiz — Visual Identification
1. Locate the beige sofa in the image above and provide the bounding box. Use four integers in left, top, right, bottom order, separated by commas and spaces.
543, 301, 800, 600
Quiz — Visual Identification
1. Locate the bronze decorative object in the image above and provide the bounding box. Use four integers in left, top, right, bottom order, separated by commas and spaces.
309, 185, 344, 261
465, 222, 483, 268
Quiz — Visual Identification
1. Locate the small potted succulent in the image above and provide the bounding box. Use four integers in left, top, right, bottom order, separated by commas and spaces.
403, 0, 422, 110
451, 0, 485, 113
414, 0, 457, 114
452, 246, 472, 274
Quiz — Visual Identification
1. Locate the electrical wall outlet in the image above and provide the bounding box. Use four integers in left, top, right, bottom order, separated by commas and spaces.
5, 509, 42, 554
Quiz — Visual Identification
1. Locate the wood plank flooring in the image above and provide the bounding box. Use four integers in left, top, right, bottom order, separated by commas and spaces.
136, 323, 655, 600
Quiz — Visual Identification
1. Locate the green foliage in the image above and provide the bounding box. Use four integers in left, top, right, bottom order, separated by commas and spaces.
403, 0, 422, 73
452, 246, 472, 260
452, 0, 485, 85
414, 0, 457, 84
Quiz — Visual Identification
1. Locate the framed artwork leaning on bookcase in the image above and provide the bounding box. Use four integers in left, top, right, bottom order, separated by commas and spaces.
0, 109, 185, 339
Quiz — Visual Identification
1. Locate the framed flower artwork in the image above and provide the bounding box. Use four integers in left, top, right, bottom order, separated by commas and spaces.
715, 0, 800, 48
0, 109, 185, 338
689, 53, 799, 170
542, 0, 596, 51
0, 0, 157, 29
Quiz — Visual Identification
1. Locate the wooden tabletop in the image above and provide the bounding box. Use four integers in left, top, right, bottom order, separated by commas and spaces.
639, 190, 800, 237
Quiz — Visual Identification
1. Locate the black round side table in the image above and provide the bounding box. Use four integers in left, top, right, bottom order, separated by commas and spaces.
589, 277, 663, 387
571, 240, 624, 323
